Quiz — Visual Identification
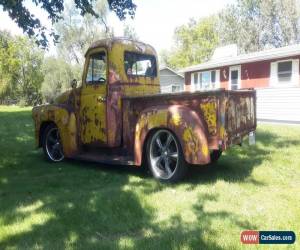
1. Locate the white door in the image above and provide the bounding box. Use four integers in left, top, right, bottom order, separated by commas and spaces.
229, 66, 241, 90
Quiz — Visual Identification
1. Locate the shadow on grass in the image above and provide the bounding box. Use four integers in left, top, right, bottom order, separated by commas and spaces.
183, 129, 300, 189
0, 107, 292, 249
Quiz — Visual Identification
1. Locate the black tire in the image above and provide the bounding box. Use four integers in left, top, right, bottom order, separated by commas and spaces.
146, 129, 187, 183
210, 150, 222, 163
42, 123, 64, 162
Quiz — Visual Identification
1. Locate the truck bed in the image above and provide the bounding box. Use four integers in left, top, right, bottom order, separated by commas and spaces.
122, 88, 256, 151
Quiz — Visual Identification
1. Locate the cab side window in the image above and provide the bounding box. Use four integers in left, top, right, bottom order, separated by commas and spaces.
86, 52, 107, 84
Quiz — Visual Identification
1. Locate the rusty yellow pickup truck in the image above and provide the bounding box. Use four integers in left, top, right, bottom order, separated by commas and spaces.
32, 38, 256, 182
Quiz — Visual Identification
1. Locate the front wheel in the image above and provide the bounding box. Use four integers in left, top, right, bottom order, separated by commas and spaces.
42, 124, 64, 162
146, 129, 187, 183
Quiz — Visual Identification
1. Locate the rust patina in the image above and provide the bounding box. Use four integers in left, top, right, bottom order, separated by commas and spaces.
32, 38, 256, 166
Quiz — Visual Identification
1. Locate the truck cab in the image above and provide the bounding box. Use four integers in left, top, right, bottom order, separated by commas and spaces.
32, 38, 256, 182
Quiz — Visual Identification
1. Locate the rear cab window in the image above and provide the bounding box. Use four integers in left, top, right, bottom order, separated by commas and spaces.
124, 52, 157, 77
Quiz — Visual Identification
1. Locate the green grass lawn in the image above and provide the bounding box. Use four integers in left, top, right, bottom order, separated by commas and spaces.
0, 105, 299, 250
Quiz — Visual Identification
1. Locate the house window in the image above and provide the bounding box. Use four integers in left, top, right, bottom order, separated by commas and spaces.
229, 65, 241, 90
230, 70, 239, 90
211, 70, 216, 88
270, 59, 299, 86
277, 61, 292, 83
201, 71, 211, 89
191, 70, 219, 90
172, 84, 181, 92
194, 73, 198, 85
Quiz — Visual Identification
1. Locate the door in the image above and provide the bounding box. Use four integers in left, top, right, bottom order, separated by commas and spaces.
229, 66, 241, 90
80, 49, 107, 145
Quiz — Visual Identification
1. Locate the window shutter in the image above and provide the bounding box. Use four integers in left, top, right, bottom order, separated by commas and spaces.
216, 70, 220, 89
270, 62, 277, 86
292, 59, 299, 85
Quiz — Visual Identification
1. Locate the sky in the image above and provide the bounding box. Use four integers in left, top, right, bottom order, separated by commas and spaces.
0, 0, 234, 55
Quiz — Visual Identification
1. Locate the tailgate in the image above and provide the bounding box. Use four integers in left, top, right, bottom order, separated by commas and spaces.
225, 89, 256, 141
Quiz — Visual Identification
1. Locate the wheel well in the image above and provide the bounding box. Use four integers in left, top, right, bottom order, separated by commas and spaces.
39, 121, 56, 147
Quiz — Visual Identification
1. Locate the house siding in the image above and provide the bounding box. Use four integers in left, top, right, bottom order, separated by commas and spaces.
160, 68, 184, 93
256, 87, 300, 123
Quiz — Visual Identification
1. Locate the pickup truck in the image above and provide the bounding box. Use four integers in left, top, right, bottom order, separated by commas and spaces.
32, 38, 256, 182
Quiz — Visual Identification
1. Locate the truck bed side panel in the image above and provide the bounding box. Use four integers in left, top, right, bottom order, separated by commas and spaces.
122, 89, 256, 165
122, 90, 225, 165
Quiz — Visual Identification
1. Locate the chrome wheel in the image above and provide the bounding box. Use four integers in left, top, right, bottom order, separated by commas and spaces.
149, 130, 179, 180
45, 127, 64, 162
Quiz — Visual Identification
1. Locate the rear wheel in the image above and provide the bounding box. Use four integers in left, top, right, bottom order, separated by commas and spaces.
42, 124, 64, 162
146, 129, 187, 183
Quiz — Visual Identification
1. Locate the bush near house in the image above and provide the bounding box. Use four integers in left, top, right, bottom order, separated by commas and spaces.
0, 105, 299, 249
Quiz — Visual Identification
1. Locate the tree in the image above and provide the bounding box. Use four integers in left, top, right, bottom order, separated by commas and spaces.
0, 31, 19, 103
123, 24, 139, 40
0, 31, 44, 105
162, 0, 300, 70
41, 57, 81, 103
218, 0, 300, 53
17, 37, 44, 105
0, 0, 136, 48
54, 0, 111, 65
161, 17, 219, 69
260, 0, 300, 48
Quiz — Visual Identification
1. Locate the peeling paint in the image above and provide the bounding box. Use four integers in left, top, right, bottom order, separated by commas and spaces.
32, 104, 78, 157
200, 99, 217, 135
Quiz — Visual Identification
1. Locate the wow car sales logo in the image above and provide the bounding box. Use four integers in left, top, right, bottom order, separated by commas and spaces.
241, 231, 296, 244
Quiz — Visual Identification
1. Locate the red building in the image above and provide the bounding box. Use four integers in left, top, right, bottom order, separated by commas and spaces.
182, 45, 300, 91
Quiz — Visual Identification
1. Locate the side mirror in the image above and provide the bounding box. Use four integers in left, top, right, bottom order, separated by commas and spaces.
71, 79, 77, 89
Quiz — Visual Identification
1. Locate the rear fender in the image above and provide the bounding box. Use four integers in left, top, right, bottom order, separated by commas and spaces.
32, 104, 78, 157
134, 105, 210, 166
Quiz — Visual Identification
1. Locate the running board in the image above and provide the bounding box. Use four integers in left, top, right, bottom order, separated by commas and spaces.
73, 152, 135, 166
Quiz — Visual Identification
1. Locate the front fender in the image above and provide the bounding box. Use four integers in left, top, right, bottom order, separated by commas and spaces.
32, 104, 78, 157
134, 105, 210, 166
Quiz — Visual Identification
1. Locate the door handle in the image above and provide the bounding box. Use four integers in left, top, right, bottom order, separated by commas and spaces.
97, 96, 106, 102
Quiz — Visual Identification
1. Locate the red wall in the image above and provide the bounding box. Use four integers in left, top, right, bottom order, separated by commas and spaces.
241, 61, 270, 88
184, 56, 300, 90
219, 66, 229, 89
184, 72, 192, 91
